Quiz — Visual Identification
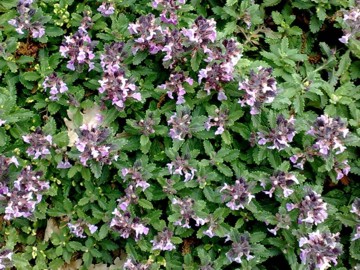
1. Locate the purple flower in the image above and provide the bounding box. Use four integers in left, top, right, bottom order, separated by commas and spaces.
123, 258, 151, 270
167, 155, 197, 182
110, 208, 149, 240
0, 249, 13, 269
8, 0, 45, 38
97, 2, 115, 16
74, 126, 116, 166
152, 0, 186, 25
159, 72, 193, 104
60, 15, 97, 71
171, 197, 207, 228
128, 14, 166, 55
43, 73, 68, 101
0, 155, 19, 183
221, 178, 255, 210
167, 109, 192, 140
151, 228, 176, 251
287, 189, 328, 225
0, 119, 6, 126
339, 7, 360, 44
353, 224, 360, 241
98, 70, 141, 110
267, 212, 291, 235
68, 220, 98, 238
122, 163, 150, 191
56, 160, 72, 169
181, 16, 217, 46
225, 232, 254, 264
3, 166, 49, 220
22, 129, 52, 159
299, 231, 342, 270
135, 115, 156, 136
205, 107, 229, 135
351, 198, 360, 217
238, 67, 278, 115
257, 114, 296, 150
334, 159, 350, 180
307, 115, 349, 157
263, 171, 299, 198
100, 42, 127, 73
116, 185, 138, 211
161, 29, 186, 68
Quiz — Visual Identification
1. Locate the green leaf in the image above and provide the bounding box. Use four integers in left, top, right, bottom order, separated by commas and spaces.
350, 240, 360, 260
133, 51, 147, 65
69, 241, 84, 251
221, 130, 232, 145
23, 71, 40, 81
226, 0, 237, 6
138, 199, 153, 209
191, 50, 202, 72
217, 163, 233, 177
46, 26, 65, 37
263, 0, 281, 7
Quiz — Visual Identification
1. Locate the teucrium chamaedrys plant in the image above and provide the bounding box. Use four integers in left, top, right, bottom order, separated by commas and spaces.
0, 0, 360, 269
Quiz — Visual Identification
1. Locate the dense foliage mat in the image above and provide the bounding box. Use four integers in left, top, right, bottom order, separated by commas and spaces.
0, 0, 360, 269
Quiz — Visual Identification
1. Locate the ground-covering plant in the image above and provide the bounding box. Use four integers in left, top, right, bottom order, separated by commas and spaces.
0, 0, 360, 269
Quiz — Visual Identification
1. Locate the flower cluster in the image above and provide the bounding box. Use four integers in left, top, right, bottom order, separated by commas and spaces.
42, 73, 68, 101
0, 249, 13, 270
171, 197, 207, 228
75, 125, 116, 166
181, 16, 216, 48
167, 109, 192, 140
116, 185, 138, 212
162, 29, 185, 68
339, 6, 360, 44
333, 159, 350, 180
97, 2, 115, 17
67, 220, 98, 238
263, 171, 299, 198
98, 42, 141, 110
286, 189, 328, 225
110, 206, 149, 240
151, 228, 176, 251
267, 212, 291, 235
152, 0, 186, 25
221, 178, 255, 210
351, 198, 360, 241
22, 129, 52, 159
238, 67, 278, 115
158, 72, 193, 104
59, 15, 96, 71
199, 39, 241, 100
128, 14, 166, 55
257, 115, 296, 150
225, 232, 254, 264
205, 107, 229, 135
203, 215, 220, 238
122, 164, 150, 192
8, 0, 45, 38
299, 231, 342, 270
1, 166, 49, 220
0, 155, 19, 181
306, 115, 349, 157
167, 155, 196, 182
135, 116, 156, 136
123, 258, 151, 270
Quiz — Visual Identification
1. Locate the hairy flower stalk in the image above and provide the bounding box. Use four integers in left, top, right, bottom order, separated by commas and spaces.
123, 258, 151, 270
307, 115, 349, 157
167, 155, 197, 182
263, 171, 299, 198
8, 0, 45, 38
110, 206, 149, 240
205, 107, 229, 135
171, 197, 207, 228
42, 73, 68, 101
167, 109, 192, 140
122, 163, 150, 192
22, 129, 52, 159
286, 189, 328, 225
159, 72, 193, 104
257, 114, 296, 150
2, 166, 49, 220
59, 15, 96, 71
68, 220, 98, 238
299, 231, 342, 270
225, 232, 254, 264
151, 228, 176, 251
221, 178, 255, 210
238, 67, 278, 115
